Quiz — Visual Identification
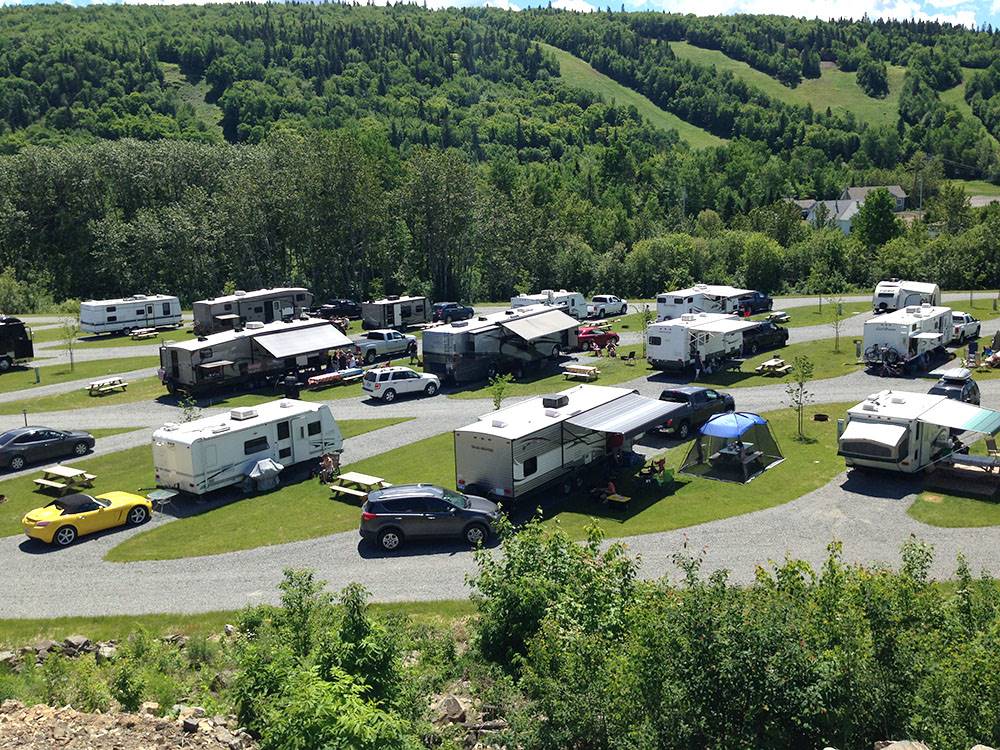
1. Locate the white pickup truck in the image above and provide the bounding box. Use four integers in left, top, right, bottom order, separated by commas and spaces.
587, 295, 629, 318
353, 329, 418, 364
951, 312, 982, 344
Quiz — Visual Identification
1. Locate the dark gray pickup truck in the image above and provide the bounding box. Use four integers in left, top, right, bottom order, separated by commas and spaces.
658, 386, 735, 439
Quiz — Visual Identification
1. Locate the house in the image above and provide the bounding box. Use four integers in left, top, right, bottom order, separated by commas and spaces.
787, 198, 816, 218
840, 185, 907, 212
805, 200, 860, 235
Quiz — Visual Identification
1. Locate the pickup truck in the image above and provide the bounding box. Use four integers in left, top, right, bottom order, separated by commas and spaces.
737, 291, 773, 314
742, 321, 789, 356
353, 329, 418, 364
657, 386, 735, 439
951, 311, 981, 344
587, 295, 629, 318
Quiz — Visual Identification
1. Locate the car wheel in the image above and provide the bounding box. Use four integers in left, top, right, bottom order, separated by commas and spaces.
127, 506, 149, 525
378, 527, 403, 551
444, 316, 452, 324
677, 421, 690, 440
364, 349, 375, 364
551, 345, 561, 359
486, 365, 498, 380
54, 525, 77, 547
0, 357, 11, 372
424, 382, 438, 397
749, 343, 759, 355
73, 442, 89, 456
598, 309, 606, 319
464, 523, 488, 546
382, 388, 396, 403
8, 455, 25, 471
621, 305, 628, 315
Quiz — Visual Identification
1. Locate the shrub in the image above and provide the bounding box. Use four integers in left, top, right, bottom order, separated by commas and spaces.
111, 659, 145, 712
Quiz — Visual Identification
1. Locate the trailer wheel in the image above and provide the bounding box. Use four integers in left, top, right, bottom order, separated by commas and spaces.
0, 357, 11, 372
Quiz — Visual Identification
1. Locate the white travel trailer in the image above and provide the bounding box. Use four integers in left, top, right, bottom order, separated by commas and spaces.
510, 290, 588, 320
152, 399, 343, 496
361, 295, 430, 330
646, 313, 757, 372
655, 284, 752, 320
193, 288, 313, 336
422, 305, 579, 384
872, 280, 941, 313
838, 390, 1000, 473
862, 304, 953, 372
79, 294, 182, 335
454, 385, 676, 503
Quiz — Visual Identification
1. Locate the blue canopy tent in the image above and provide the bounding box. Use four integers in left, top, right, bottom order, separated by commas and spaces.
680, 411, 784, 483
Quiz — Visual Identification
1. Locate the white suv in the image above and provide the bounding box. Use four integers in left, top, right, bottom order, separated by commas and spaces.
362, 367, 440, 402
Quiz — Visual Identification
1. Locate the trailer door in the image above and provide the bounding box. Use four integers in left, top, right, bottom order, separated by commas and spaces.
291, 413, 321, 462
276, 418, 293, 463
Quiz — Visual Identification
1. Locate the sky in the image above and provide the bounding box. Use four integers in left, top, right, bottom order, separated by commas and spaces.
2, 0, 998, 28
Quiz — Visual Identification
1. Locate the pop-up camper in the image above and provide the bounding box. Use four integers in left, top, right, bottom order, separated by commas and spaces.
872, 280, 940, 313
863, 304, 953, 373
838, 389, 1000, 473
153, 399, 342, 495
655, 284, 753, 320
646, 313, 757, 372
80, 294, 182, 335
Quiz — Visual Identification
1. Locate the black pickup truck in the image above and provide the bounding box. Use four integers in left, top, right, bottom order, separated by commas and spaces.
657, 386, 735, 439
741, 321, 789, 356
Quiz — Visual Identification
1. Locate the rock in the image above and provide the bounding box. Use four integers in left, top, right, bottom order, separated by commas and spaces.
469, 718, 508, 732
971, 746, 997, 750
435, 695, 467, 725
211, 670, 234, 692
95, 644, 117, 664
162, 633, 189, 648
1, 699, 23, 714
62, 634, 90, 655
139, 701, 160, 716
33, 639, 60, 657
223, 624, 236, 636
0, 650, 19, 669
181, 716, 200, 733
876, 743, 931, 750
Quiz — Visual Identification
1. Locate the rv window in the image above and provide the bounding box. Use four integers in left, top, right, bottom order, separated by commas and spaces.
224, 303, 232, 311
649, 336, 662, 346
136, 308, 145, 316
162, 303, 171, 315
107, 316, 117, 322
279, 447, 291, 459
254, 306, 263, 314
244, 436, 269, 455
295, 294, 305, 301
401, 304, 412, 317
520, 456, 538, 477
307, 421, 322, 436
200, 348, 213, 360
146, 306, 153, 314
277, 421, 290, 440
105, 306, 116, 312
415, 304, 424, 313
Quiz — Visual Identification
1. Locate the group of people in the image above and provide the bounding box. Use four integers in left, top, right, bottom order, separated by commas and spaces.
332, 350, 360, 371
590, 341, 618, 357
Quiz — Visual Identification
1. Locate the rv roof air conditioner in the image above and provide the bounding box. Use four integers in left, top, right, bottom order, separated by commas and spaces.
234, 290, 246, 297
230, 407, 258, 421
542, 394, 569, 409
387, 295, 399, 301
452, 321, 468, 328
211, 425, 230, 434
680, 314, 697, 322
862, 402, 879, 412
279, 400, 295, 408
161, 423, 180, 431
491, 419, 507, 429
544, 408, 561, 418
890, 396, 907, 405
245, 321, 264, 330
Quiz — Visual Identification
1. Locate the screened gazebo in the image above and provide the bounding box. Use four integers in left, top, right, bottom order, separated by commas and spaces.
679, 412, 784, 484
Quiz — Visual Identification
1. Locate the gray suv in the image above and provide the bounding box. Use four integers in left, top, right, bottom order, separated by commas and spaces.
360, 484, 500, 551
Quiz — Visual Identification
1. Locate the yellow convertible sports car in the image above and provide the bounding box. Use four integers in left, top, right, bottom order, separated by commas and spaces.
22, 491, 151, 546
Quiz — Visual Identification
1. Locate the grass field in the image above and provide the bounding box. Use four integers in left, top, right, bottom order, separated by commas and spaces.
692, 337, 861, 389
29, 326, 191, 347
0, 418, 411, 540
2, 356, 158, 394
670, 42, 905, 128
909, 490, 1000, 528
161, 62, 223, 140
960, 179, 1000, 197
544, 44, 725, 150
755, 300, 872, 328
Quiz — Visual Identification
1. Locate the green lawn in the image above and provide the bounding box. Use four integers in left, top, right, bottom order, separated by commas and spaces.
29, 326, 192, 347
0, 418, 411, 540
87, 427, 143, 440
692, 338, 861, 389
544, 43, 725, 150
959, 179, 1000, 197
1, 356, 158, 394
755, 300, 872, 328
670, 42, 905, 128
909, 491, 1000, 528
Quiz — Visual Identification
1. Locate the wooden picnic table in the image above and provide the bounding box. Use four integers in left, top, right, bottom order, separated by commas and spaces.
766, 311, 791, 324
755, 358, 792, 377
606, 493, 631, 512
562, 363, 601, 382
87, 377, 128, 396
33, 465, 96, 495
329, 471, 392, 501
130, 328, 158, 340
307, 368, 364, 389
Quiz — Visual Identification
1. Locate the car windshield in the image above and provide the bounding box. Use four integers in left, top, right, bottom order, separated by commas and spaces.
442, 489, 470, 509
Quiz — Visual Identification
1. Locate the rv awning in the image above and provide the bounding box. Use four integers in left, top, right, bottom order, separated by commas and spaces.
840, 421, 907, 448
913, 332, 943, 341
198, 360, 234, 370
918, 401, 1000, 435
499, 309, 579, 342
214, 314, 241, 321
254, 325, 352, 359
566, 393, 677, 438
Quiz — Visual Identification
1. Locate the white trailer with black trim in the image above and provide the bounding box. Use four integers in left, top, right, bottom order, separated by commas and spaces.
863, 304, 953, 373
152, 399, 342, 495
80, 294, 182, 335
646, 313, 757, 372
193, 288, 313, 336
361, 295, 430, 330
655, 284, 752, 320
872, 280, 940, 314
454, 384, 677, 503
511, 289, 588, 320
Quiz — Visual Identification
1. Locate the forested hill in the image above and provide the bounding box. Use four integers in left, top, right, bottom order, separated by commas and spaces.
0, 4, 998, 306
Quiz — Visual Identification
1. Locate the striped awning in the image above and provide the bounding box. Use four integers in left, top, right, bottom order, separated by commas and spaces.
918, 401, 1000, 435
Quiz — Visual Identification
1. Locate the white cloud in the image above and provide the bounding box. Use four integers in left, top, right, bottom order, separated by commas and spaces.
551, 0, 598, 10
644, 0, 986, 25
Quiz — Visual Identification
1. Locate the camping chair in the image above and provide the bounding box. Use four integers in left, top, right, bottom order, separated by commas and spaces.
640, 457, 666, 478
655, 469, 675, 490
987, 437, 1000, 459
623, 351, 636, 366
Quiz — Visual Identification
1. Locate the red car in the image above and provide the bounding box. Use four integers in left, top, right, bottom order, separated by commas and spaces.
576, 326, 620, 351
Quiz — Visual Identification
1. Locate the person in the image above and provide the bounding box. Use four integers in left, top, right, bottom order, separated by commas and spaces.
590, 479, 617, 501
607, 342, 617, 358
693, 350, 703, 379
337, 351, 347, 371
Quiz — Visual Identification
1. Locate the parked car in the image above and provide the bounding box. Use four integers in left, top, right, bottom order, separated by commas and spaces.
576, 326, 620, 351
314, 299, 361, 319
928, 368, 980, 405
737, 291, 774, 314
0, 427, 95, 472
362, 366, 440, 402
353, 329, 418, 364
657, 386, 735, 439
360, 483, 500, 551
587, 295, 629, 318
21, 491, 151, 547
432, 302, 475, 323
742, 321, 789, 356
951, 311, 981, 344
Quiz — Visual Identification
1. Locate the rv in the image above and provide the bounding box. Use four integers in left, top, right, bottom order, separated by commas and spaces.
80, 294, 182, 335
510, 290, 588, 320
454, 384, 676, 503
423, 305, 579, 384
152, 399, 343, 495
361, 296, 430, 330
837, 389, 1000, 473
0, 316, 33, 372
655, 284, 753, 320
646, 313, 757, 372
872, 280, 940, 314
159, 317, 352, 395
193, 288, 313, 336
862, 305, 953, 372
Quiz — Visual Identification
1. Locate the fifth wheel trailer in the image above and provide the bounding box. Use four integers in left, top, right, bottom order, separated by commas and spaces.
422, 305, 580, 384
153, 399, 343, 495
79, 294, 182, 335
193, 288, 313, 336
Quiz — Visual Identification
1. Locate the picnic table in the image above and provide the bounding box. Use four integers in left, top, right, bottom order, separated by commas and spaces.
130, 327, 158, 340
33, 465, 96, 495
755, 357, 792, 377
766, 311, 791, 324
562, 363, 601, 381
711, 442, 764, 481
329, 471, 392, 501
606, 493, 632, 512
307, 367, 364, 389
87, 376, 128, 396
